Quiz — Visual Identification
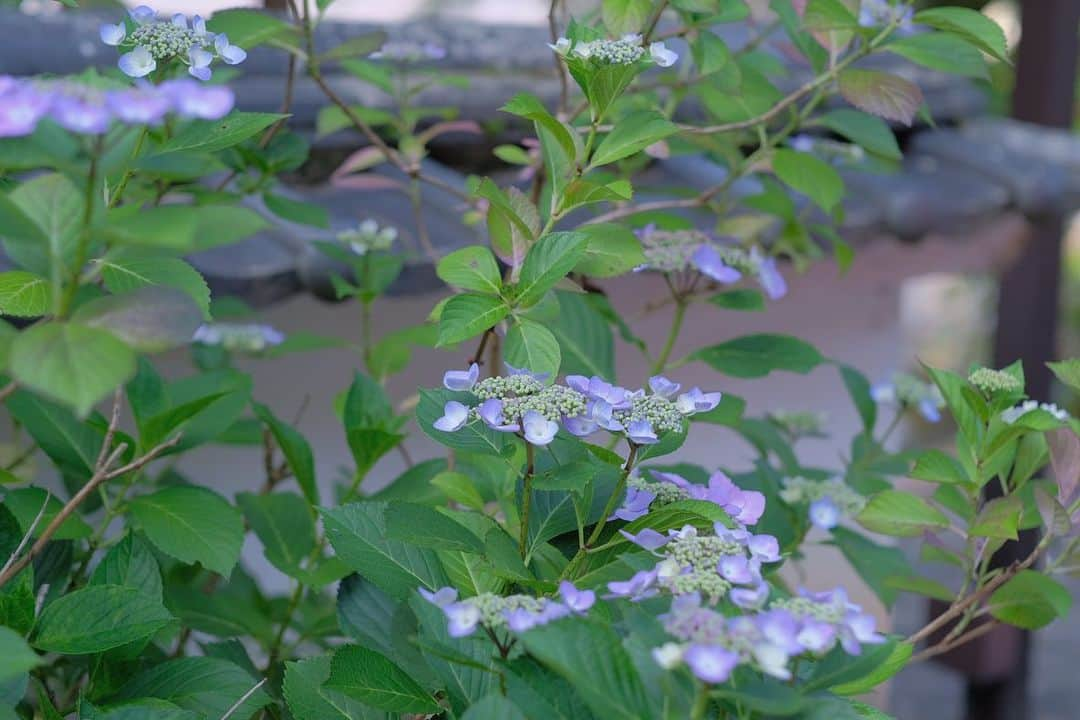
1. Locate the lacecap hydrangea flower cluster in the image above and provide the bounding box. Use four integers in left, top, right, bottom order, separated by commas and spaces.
1001, 400, 1069, 425
0, 76, 233, 138
967, 367, 1023, 396
654, 587, 885, 683
858, 0, 915, 30
420, 428, 884, 686
370, 41, 447, 62
100, 6, 246, 80
613, 477, 884, 684
549, 33, 678, 68
614, 469, 766, 526
192, 323, 285, 353
338, 219, 398, 256
871, 372, 945, 423
768, 409, 828, 440
634, 226, 788, 300
434, 365, 721, 446
615, 523, 779, 606
420, 582, 595, 637
780, 476, 866, 530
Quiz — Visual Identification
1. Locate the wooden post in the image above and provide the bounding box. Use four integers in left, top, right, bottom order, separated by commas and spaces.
972, 2, 1080, 719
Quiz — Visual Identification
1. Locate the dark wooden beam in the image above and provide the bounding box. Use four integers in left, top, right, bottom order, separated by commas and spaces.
972, 2, 1080, 719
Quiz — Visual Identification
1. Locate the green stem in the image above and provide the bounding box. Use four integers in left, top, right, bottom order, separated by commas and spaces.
267, 580, 304, 669
561, 444, 639, 580
58, 139, 103, 317
72, 468, 144, 586
409, 175, 438, 262
582, 121, 599, 165
589, 444, 638, 547
108, 126, 148, 209
519, 442, 536, 560
641, 0, 670, 43
360, 254, 373, 368
691, 686, 709, 720
651, 293, 687, 375
540, 208, 562, 237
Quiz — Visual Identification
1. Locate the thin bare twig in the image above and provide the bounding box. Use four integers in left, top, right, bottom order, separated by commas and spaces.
907, 549, 1043, 646
296, 4, 475, 208
910, 620, 999, 664
220, 678, 268, 720
641, 0, 670, 44
468, 328, 496, 366
101, 435, 182, 481
584, 195, 705, 226
95, 389, 123, 470
0, 492, 49, 578
0, 432, 182, 589
548, 0, 570, 116
0, 381, 17, 405
679, 18, 897, 135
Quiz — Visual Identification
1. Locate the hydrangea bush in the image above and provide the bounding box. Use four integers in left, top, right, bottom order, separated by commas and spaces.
0, 1, 1076, 719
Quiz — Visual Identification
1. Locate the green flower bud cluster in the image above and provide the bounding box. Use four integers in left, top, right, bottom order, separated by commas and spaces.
339, 219, 398, 256
615, 394, 685, 433
667, 533, 746, 568
584, 37, 645, 65
657, 532, 748, 602
661, 560, 732, 602
771, 596, 846, 625
639, 229, 710, 272
894, 373, 941, 406
502, 386, 588, 423
466, 592, 546, 630
130, 23, 198, 60
629, 475, 688, 506
768, 410, 827, 438
779, 477, 865, 515
192, 323, 284, 354
715, 246, 756, 274
474, 375, 546, 400
968, 367, 1023, 396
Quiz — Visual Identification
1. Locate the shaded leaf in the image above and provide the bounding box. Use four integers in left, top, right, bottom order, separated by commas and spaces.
857, 490, 949, 537
989, 570, 1072, 630
73, 287, 202, 352
33, 584, 173, 654
115, 657, 271, 718
692, 334, 823, 378
9, 322, 136, 417
0, 272, 50, 317
128, 486, 244, 576
321, 502, 449, 601
838, 69, 923, 126
325, 645, 441, 714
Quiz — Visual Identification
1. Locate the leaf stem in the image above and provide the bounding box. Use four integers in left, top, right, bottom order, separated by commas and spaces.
0, 431, 181, 589
108, 126, 148, 209
650, 282, 687, 375
58, 136, 104, 318
907, 544, 1046, 647
641, 0, 670, 43
519, 442, 536, 560
690, 685, 709, 720
585, 445, 637, 549
267, 581, 304, 668
560, 443, 639, 580
0, 382, 17, 405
